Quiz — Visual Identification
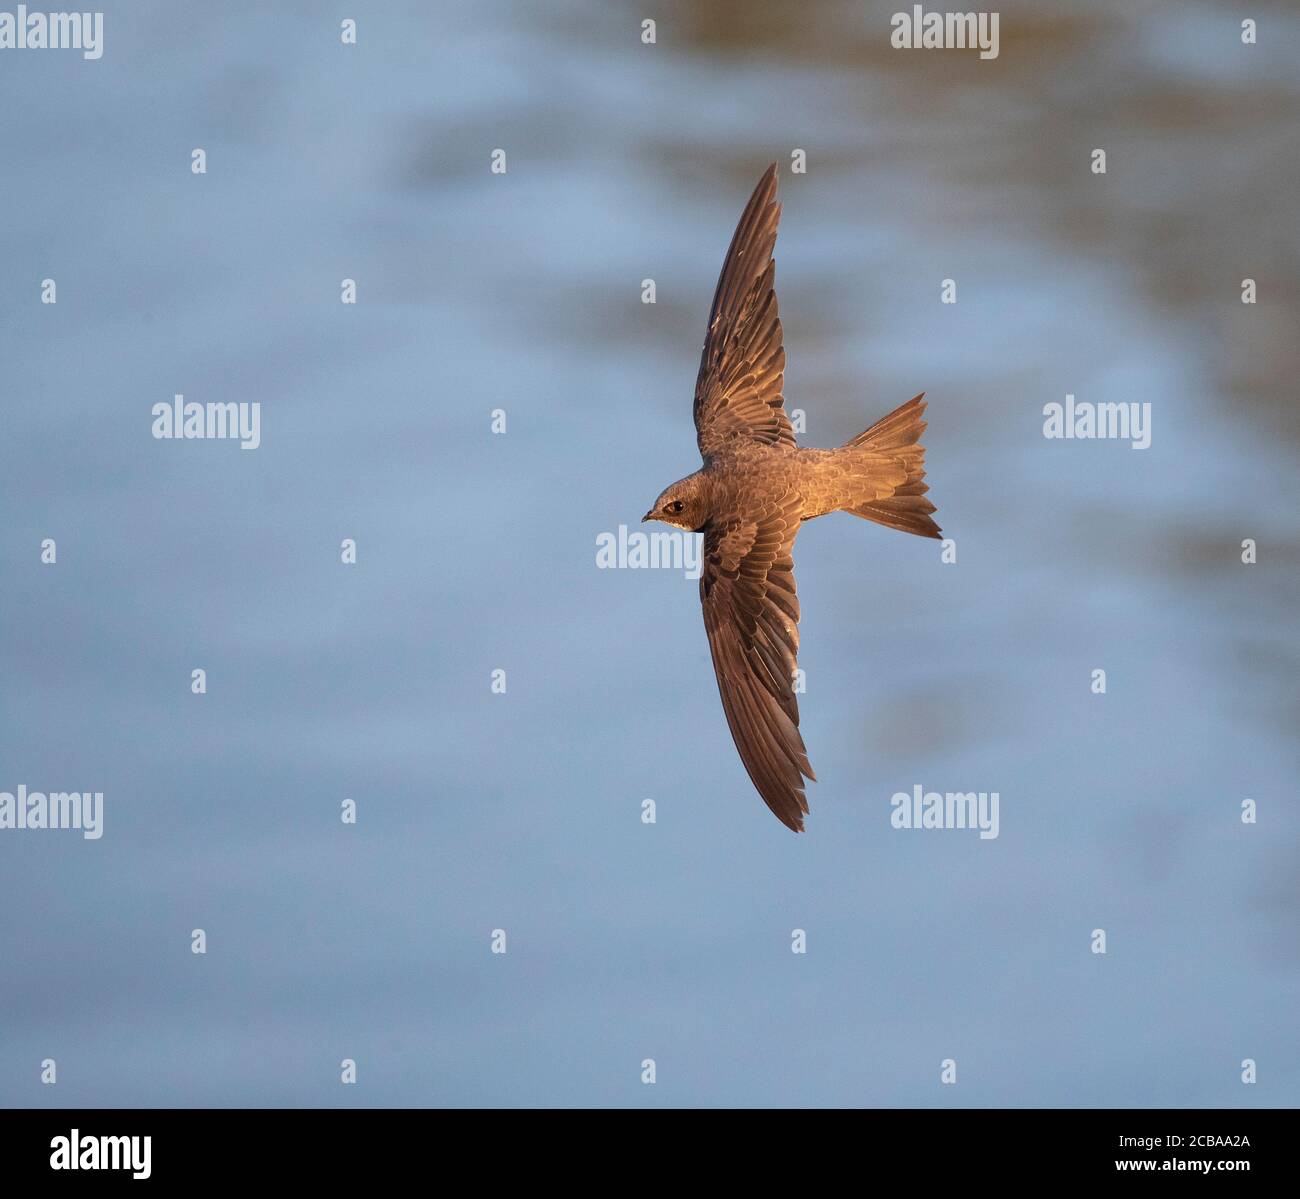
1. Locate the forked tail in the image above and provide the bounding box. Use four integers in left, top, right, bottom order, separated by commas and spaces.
839, 394, 941, 539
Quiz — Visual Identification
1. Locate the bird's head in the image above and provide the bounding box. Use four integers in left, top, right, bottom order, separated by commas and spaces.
643, 474, 708, 531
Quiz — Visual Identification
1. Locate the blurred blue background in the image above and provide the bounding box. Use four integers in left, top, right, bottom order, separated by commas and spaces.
1, 0, 1297, 1107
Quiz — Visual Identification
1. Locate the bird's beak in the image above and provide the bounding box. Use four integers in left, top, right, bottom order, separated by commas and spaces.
641, 511, 653, 523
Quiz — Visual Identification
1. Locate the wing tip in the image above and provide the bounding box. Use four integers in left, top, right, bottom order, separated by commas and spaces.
770, 801, 806, 833
754, 162, 779, 203
766, 773, 813, 832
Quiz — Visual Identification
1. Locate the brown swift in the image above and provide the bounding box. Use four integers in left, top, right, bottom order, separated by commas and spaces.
642, 163, 942, 832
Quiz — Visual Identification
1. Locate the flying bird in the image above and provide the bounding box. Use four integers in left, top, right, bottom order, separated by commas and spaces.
643, 163, 941, 832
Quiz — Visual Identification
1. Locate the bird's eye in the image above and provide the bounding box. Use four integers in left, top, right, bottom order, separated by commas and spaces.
666, 500, 685, 514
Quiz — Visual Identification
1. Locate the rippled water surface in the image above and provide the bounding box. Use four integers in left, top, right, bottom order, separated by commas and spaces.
1, 1, 1296, 1105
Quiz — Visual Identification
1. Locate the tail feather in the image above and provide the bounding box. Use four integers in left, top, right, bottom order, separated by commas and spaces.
840, 394, 941, 539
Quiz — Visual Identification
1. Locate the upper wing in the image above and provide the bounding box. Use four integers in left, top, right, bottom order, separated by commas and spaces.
700, 495, 814, 831
693, 164, 796, 459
